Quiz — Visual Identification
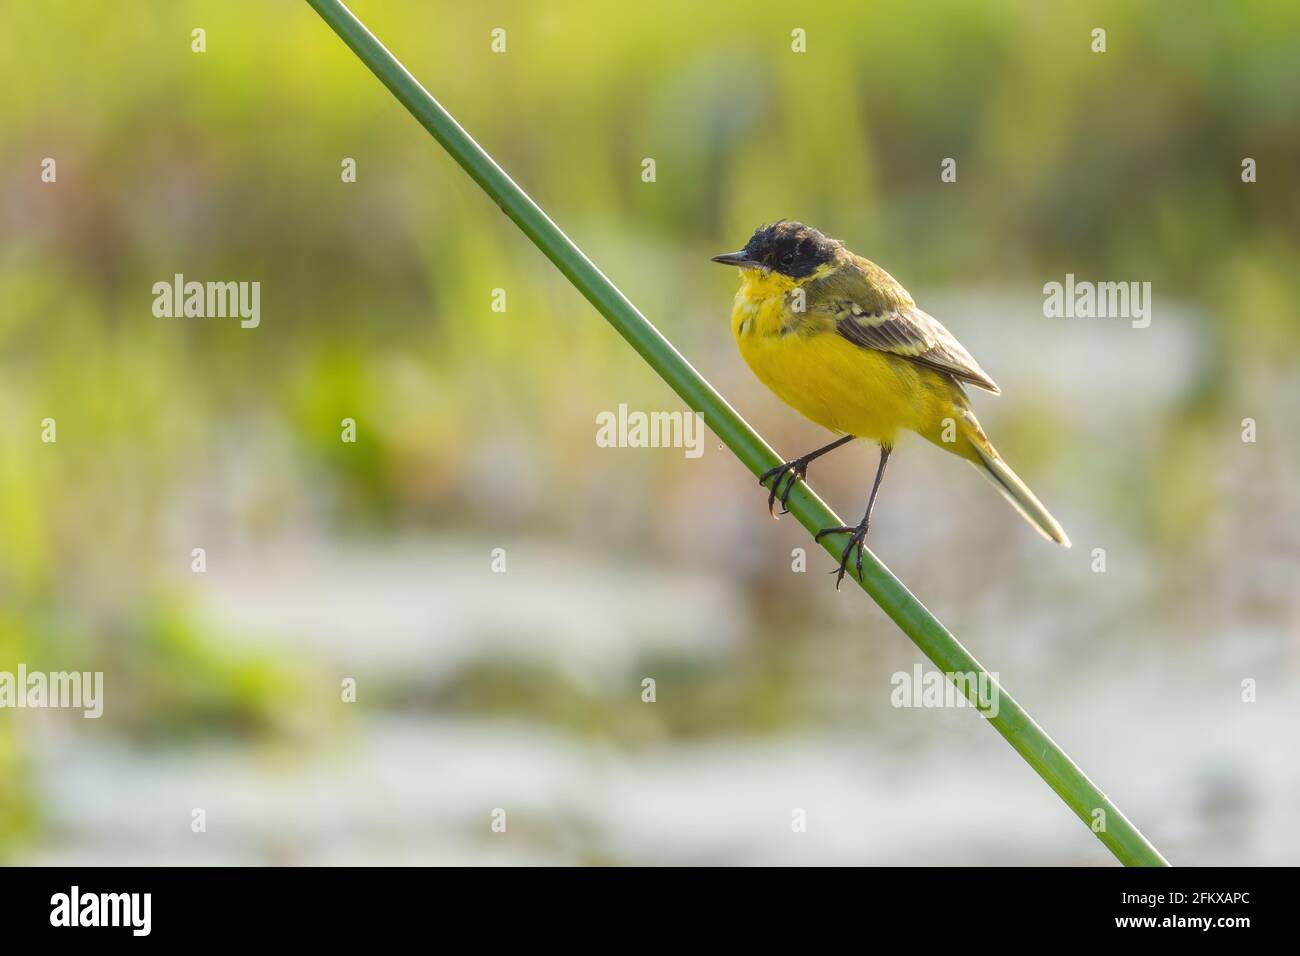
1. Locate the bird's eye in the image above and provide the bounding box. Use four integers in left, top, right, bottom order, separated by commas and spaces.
780, 249, 797, 266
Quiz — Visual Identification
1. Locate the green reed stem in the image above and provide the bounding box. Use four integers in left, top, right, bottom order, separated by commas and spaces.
305, 0, 1169, 867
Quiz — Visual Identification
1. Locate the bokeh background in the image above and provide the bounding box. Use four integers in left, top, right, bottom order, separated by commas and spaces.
1, 0, 1297, 865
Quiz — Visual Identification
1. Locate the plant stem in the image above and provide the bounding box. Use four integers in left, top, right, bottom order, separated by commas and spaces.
305, 0, 1169, 867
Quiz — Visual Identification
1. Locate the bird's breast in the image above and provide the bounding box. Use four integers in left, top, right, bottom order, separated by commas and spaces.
729, 282, 919, 444
729, 273, 794, 338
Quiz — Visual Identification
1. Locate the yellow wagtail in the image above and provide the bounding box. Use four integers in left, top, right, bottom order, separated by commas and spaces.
713, 221, 1070, 587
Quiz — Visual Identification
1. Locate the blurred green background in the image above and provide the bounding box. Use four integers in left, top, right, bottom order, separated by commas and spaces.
1, 0, 1297, 864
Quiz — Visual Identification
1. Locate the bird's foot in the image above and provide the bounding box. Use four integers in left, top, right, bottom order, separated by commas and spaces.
759, 456, 812, 517
814, 520, 871, 590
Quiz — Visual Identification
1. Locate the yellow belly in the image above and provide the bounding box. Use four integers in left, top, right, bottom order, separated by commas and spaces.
731, 288, 960, 448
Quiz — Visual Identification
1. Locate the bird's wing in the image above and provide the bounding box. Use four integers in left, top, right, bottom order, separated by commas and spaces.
806, 261, 1001, 394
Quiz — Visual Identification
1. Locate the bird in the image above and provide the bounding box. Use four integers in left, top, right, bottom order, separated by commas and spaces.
712, 220, 1070, 587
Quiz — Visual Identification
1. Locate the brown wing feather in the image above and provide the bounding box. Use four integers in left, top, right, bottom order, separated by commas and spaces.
835, 303, 1001, 394
805, 255, 1001, 394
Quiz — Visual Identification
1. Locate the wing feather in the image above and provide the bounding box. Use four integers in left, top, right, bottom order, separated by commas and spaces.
805, 258, 1001, 394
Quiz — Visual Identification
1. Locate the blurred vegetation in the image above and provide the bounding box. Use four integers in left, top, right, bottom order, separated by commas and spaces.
1, 0, 1297, 860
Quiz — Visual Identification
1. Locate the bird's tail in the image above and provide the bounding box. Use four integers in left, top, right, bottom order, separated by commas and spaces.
961, 416, 1071, 547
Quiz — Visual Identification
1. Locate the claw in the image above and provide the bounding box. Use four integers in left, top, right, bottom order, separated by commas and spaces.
815, 521, 870, 590
760, 458, 808, 519
777, 465, 804, 514
756, 436, 857, 523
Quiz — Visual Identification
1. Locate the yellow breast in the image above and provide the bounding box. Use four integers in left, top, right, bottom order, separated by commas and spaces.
729, 270, 945, 446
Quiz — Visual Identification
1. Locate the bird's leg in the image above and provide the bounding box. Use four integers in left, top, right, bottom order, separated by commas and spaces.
814, 444, 892, 589
759, 435, 855, 517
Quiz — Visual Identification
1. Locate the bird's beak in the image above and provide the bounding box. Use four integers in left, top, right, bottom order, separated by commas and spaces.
710, 250, 759, 268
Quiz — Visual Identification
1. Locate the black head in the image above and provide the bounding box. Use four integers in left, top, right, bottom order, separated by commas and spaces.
711, 221, 839, 279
